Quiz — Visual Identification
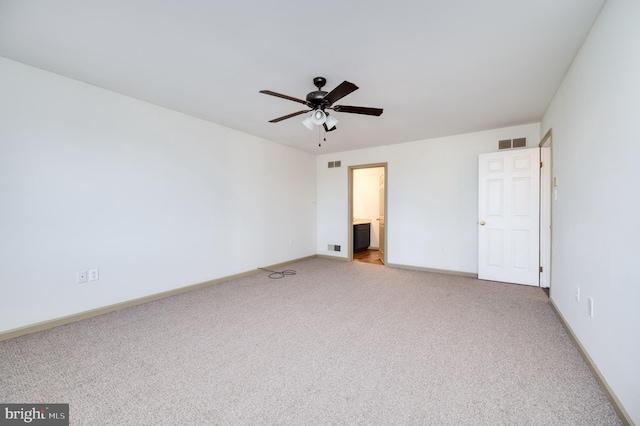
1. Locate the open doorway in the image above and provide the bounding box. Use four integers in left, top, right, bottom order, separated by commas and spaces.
349, 163, 387, 265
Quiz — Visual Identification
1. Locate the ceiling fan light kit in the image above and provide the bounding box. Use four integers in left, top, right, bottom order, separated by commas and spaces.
325, 114, 338, 130
260, 77, 383, 135
302, 114, 315, 130
312, 109, 326, 125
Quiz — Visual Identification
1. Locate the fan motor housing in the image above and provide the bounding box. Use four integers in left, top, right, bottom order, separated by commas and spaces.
306, 90, 329, 106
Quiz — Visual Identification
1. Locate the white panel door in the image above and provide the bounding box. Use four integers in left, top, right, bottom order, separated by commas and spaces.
539, 146, 552, 288
478, 148, 540, 286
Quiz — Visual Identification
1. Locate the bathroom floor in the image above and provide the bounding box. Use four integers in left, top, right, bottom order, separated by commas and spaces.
353, 249, 383, 265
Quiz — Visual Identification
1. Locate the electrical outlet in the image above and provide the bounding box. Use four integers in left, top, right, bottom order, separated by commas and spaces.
575, 285, 580, 302
89, 268, 99, 281
77, 271, 87, 283
441, 246, 446, 253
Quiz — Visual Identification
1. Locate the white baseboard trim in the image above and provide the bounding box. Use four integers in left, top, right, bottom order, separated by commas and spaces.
549, 299, 632, 426
0, 255, 317, 342
317, 254, 349, 262
386, 262, 478, 278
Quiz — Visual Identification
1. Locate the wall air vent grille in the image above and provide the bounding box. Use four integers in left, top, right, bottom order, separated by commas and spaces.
499, 138, 527, 150
499, 140, 512, 150
513, 138, 526, 148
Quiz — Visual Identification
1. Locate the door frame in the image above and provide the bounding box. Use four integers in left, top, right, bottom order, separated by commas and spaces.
348, 163, 388, 263
539, 129, 553, 290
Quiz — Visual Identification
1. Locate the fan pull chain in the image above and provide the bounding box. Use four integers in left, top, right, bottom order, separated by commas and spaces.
317, 125, 327, 147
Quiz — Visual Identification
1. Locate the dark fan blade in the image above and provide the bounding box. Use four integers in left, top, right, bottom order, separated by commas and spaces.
323, 81, 358, 105
268, 110, 310, 123
323, 123, 337, 132
260, 90, 308, 106
332, 105, 383, 116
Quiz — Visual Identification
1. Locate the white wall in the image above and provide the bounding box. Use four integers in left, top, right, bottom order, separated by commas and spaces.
541, 0, 640, 421
353, 167, 383, 248
317, 123, 540, 273
0, 58, 317, 333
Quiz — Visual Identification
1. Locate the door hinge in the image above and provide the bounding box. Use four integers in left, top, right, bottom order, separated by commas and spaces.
540, 161, 543, 168
539, 266, 543, 273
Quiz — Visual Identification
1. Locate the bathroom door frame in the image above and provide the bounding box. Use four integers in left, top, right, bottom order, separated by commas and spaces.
348, 162, 388, 263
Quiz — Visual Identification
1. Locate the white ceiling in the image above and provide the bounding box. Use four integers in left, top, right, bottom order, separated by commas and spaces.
0, 0, 606, 154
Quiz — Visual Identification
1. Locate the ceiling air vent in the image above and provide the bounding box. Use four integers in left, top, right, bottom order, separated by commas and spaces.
499, 138, 527, 150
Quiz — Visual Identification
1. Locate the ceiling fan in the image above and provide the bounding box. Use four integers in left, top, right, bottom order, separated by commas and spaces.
259, 77, 383, 132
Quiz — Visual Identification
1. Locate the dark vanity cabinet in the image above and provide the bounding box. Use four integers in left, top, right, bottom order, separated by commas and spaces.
353, 222, 371, 253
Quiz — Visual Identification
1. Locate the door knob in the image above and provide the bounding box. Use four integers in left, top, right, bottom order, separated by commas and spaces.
480, 221, 486, 226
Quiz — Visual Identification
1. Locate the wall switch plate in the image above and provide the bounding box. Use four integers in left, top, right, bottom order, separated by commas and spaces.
77, 271, 87, 283
89, 268, 99, 281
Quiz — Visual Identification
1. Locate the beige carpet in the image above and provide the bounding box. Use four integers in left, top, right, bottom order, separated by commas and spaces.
0, 258, 621, 425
